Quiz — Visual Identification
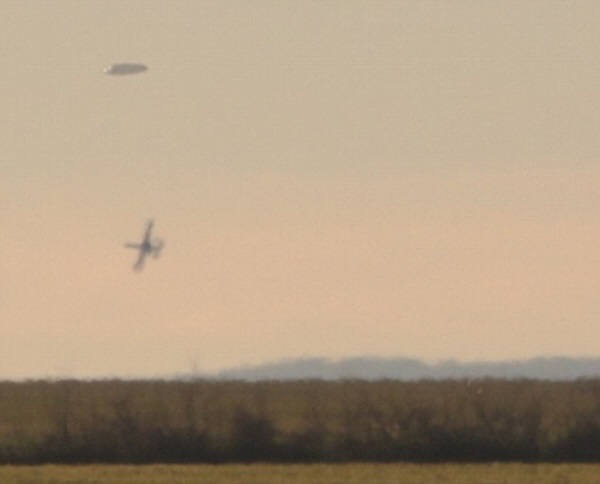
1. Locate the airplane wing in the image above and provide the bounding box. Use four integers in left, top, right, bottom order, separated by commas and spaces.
133, 250, 147, 271
124, 243, 142, 249
142, 220, 154, 243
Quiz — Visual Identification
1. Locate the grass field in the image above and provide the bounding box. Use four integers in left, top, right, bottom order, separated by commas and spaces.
0, 463, 599, 483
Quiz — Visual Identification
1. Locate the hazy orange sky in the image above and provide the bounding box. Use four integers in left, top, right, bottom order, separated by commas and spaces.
3, 1, 600, 378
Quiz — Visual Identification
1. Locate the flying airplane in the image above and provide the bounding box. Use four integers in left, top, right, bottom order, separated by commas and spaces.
124, 220, 164, 271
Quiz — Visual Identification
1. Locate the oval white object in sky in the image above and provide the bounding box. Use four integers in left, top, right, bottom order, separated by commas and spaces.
104, 63, 148, 75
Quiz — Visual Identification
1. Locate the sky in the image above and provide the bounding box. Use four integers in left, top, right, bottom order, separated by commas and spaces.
3, 1, 600, 379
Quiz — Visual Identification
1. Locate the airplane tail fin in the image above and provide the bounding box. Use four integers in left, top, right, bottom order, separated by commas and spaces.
152, 239, 165, 259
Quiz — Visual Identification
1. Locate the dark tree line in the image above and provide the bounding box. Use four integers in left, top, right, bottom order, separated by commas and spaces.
2, 379, 600, 463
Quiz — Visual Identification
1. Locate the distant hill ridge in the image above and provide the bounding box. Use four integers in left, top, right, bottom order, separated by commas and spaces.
206, 356, 600, 381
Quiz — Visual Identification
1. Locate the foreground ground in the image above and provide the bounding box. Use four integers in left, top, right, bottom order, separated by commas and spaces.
1, 463, 599, 484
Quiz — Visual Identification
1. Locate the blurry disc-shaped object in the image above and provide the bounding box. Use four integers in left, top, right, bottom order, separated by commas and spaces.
104, 63, 148, 75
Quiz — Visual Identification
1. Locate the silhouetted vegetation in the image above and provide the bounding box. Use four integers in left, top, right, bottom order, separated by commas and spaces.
2, 379, 600, 463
